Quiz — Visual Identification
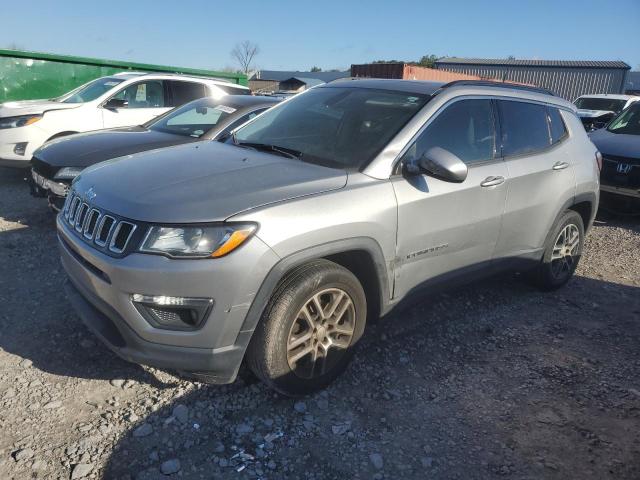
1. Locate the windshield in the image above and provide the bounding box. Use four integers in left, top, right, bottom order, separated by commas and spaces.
59, 77, 124, 104
575, 97, 627, 112
233, 87, 430, 169
150, 98, 238, 137
607, 103, 640, 135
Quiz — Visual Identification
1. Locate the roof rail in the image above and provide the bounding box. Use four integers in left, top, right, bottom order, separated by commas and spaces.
439, 80, 555, 97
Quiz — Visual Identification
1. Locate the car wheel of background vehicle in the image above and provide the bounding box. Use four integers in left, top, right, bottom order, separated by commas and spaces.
247, 259, 367, 396
533, 210, 584, 291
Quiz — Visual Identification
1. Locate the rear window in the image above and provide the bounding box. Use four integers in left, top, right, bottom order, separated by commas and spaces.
548, 107, 568, 144
498, 101, 550, 157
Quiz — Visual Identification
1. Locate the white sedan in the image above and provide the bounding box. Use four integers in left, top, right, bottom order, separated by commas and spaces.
0, 72, 250, 167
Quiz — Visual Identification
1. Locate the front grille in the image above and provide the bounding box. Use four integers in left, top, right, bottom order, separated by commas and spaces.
601, 155, 640, 189
62, 190, 140, 257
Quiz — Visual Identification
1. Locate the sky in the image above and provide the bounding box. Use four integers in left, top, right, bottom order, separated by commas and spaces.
2, 0, 639, 72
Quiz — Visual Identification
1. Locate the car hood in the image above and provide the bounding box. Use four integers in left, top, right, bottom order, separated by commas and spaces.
577, 108, 615, 118
0, 99, 80, 117
73, 141, 348, 223
35, 127, 194, 168
589, 128, 640, 160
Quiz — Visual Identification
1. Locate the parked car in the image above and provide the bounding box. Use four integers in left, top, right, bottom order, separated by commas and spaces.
58, 79, 599, 396
0, 72, 250, 168
589, 102, 640, 212
574, 94, 640, 131
30, 95, 280, 210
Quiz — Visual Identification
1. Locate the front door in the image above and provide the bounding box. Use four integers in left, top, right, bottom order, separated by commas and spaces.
392, 98, 507, 299
101, 80, 172, 128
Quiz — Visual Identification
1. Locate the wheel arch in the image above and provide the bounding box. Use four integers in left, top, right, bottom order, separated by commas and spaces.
239, 238, 391, 334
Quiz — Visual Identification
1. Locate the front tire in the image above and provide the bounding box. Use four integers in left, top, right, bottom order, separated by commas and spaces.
533, 210, 584, 291
247, 259, 367, 396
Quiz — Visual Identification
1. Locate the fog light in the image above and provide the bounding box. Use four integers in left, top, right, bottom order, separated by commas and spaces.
131, 294, 213, 330
14, 142, 28, 156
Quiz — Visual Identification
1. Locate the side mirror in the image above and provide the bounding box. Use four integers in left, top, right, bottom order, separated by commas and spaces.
413, 147, 468, 183
104, 98, 128, 110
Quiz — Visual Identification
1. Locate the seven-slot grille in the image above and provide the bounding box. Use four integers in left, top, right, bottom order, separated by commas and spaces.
62, 191, 138, 255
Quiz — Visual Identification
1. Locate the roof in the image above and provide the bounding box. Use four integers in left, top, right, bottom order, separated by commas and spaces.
195, 95, 280, 109
251, 70, 350, 82
322, 78, 444, 95
435, 58, 631, 70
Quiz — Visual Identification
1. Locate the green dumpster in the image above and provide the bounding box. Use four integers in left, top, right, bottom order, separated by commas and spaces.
0, 49, 247, 103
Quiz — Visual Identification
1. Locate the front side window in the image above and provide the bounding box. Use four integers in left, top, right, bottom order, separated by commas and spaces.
607, 103, 640, 135
111, 81, 165, 108
60, 77, 124, 104
499, 100, 550, 157
234, 87, 430, 169
150, 98, 235, 137
168, 81, 207, 107
548, 107, 568, 144
401, 99, 495, 166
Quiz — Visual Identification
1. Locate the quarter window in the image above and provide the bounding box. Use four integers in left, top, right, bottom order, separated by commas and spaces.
547, 107, 568, 144
498, 100, 550, 156
112, 81, 166, 108
401, 99, 496, 166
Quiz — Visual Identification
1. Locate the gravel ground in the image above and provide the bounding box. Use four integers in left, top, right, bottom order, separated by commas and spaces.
0, 165, 639, 480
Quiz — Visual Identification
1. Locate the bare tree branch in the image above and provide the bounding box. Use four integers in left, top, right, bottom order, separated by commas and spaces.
231, 41, 260, 75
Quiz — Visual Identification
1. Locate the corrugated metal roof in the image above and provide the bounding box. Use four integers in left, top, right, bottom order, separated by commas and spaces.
252, 70, 349, 82
435, 58, 631, 69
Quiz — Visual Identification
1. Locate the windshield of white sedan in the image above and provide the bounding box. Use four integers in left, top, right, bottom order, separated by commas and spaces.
59, 77, 124, 104
151, 99, 235, 137
233, 87, 430, 169
607, 103, 640, 135
575, 97, 626, 112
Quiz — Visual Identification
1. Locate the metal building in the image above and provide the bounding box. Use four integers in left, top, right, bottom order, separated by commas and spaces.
434, 58, 631, 101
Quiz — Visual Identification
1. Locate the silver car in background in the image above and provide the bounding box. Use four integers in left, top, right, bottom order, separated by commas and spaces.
57, 79, 600, 396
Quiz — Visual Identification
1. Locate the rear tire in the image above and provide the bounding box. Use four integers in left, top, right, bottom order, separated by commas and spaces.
247, 259, 366, 396
532, 210, 584, 291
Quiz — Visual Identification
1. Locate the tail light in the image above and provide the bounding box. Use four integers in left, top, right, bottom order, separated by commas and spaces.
595, 151, 603, 172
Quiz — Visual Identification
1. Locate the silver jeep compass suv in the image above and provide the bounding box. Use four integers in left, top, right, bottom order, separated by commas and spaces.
57, 80, 600, 395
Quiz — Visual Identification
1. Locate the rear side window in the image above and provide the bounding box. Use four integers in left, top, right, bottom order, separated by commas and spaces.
402, 99, 496, 165
498, 100, 550, 156
547, 107, 568, 144
112, 81, 166, 108
169, 81, 207, 106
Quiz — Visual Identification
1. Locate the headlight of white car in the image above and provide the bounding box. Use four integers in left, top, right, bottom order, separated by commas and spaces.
54, 167, 84, 180
140, 224, 257, 258
0, 114, 42, 129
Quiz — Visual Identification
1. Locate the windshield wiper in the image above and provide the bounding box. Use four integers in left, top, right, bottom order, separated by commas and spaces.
236, 141, 303, 160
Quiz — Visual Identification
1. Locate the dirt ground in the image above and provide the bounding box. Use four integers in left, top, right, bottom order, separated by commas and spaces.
0, 165, 639, 480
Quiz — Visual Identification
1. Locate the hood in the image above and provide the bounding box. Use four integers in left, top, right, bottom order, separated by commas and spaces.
35, 127, 194, 168
0, 99, 80, 117
73, 141, 347, 223
577, 109, 615, 119
589, 128, 640, 159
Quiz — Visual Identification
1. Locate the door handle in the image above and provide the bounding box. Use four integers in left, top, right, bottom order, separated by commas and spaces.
552, 161, 569, 170
480, 176, 505, 187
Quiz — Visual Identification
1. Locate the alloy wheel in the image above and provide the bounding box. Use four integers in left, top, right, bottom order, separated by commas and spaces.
550, 223, 580, 279
286, 288, 356, 379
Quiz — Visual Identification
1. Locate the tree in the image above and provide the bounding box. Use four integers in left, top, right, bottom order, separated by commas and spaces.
231, 41, 260, 75
310, 66, 322, 72
416, 54, 439, 68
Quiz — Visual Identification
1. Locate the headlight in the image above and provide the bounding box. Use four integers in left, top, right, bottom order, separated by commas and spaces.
0, 114, 42, 129
140, 224, 257, 258
54, 167, 84, 180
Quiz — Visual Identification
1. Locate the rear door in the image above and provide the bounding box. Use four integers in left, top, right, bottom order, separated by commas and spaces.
392, 98, 508, 298
101, 80, 172, 128
493, 100, 576, 259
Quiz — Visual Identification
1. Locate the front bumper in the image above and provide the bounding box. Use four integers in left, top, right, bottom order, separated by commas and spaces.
57, 214, 279, 381
600, 184, 640, 199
